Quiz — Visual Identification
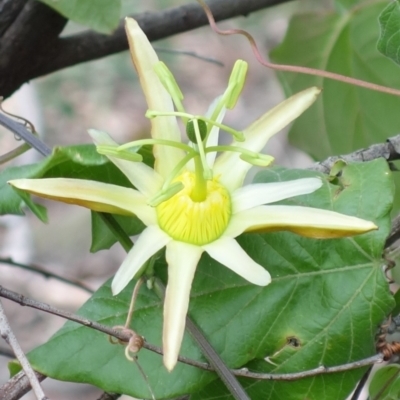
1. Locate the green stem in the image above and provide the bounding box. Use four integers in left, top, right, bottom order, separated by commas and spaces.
0, 143, 31, 165
98, 213, 133, 252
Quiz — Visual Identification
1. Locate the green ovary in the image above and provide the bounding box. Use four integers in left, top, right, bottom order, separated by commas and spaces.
156, 171, 231, 245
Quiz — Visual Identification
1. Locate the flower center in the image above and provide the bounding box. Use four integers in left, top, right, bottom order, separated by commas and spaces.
156, 171, 231, 245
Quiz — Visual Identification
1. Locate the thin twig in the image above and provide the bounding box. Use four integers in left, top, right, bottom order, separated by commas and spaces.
0, 285, 385, 381
0, 284, 209, 370
309, 133, 400, 174
0, 96, 36, 132
240, 354, 383, 381
0, 370, 46, 400
0, 299, 48, 400
186, 317, 250, 400
0, 112, 50, 157
0, 257, 94, 294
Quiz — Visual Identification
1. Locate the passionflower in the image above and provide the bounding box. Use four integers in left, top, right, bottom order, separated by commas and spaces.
9, 18, 377, 371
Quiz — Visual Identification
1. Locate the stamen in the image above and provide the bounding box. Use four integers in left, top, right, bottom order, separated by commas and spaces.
240, 153, 274, 167
153, 61, 186, 117
206, 60, 248, 131
223, 60, 248, 110
206, 145, 275, 167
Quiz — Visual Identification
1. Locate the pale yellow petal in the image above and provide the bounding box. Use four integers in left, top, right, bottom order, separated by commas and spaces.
203, 237, 271, 285
125, 18, 184, 177
163, 241, 203, 371
214, 87, 321, 191
88, 129, 163, 197
112, 226, 170, 295
232, 178, 322, 213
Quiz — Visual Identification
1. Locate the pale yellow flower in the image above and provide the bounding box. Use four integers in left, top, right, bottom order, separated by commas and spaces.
9, 18, 377, 371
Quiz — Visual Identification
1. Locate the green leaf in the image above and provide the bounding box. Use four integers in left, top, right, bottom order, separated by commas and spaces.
270, 1, 400, 160
11, 187, 48, 222
36, 0, 121, 34
90, 212, 145, 252
390, 378, 400, 399
0, 163, 47, 216
377, 1, 400, 65
27, 160, 394, 399
369, 365, 400, 400
8, 360, 21, 377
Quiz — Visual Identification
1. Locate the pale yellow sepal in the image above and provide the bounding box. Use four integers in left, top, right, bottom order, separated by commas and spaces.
214, 86, 322, 191
125, 18, 185, 178
8, 178, 156, 226
226, 205, 377, 239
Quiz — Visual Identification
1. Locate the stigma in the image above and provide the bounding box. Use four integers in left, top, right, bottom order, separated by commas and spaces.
156, 172, 231, 245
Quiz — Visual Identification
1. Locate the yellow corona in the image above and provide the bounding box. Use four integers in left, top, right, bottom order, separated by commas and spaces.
157, 172, 231, 245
